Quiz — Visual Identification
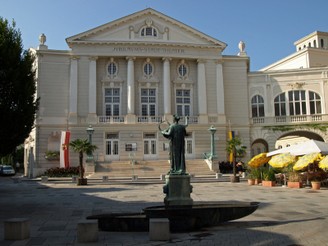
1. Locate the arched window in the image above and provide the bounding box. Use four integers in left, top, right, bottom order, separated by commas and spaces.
251, 95, 264, 117
309, 91, 322, 114
140, 27, 157, 37
313, 40, 317, 48
274, 93, 286, 116
288, 90, 306, 115
321, 39, 324, 48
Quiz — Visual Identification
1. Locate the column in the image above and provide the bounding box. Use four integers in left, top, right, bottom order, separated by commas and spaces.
163, 57, 171, 116
87, 57, 97, 124
216, 61, 225, 123
197, 59, 208, 123
69, 57, 78, 124
126, 57, 136, 123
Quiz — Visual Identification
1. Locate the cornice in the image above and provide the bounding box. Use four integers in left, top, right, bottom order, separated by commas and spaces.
249, 66, 328, 77
67, 40, 223, 50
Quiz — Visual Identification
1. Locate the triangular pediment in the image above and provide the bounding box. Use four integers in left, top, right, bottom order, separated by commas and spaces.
66, 8, 227, 50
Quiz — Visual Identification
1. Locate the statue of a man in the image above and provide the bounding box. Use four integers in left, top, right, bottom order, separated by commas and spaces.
159, 115, 188, 175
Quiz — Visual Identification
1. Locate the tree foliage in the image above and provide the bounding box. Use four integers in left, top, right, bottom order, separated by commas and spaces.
70, 139, 97, 179
226, 137, 247, 178
0, 17, 39, 156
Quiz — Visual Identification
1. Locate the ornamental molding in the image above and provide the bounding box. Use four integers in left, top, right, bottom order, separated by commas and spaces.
287, 82, 306, 89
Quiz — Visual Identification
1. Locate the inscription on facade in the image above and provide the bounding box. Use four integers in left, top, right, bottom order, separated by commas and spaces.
113, 47, 185, 54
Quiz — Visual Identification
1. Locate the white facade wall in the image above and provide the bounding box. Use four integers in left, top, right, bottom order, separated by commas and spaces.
24, 8, 328, 177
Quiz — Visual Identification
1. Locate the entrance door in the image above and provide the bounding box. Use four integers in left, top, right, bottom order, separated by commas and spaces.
105, 133, 119, 161
144, 133, 157, 159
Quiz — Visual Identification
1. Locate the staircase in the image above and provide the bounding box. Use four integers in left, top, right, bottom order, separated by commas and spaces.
91, 159, 216, 178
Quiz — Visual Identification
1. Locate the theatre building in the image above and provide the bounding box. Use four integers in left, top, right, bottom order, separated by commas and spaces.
24, 8, 328, 177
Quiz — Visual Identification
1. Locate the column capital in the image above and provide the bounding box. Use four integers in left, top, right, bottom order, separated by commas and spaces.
215, 59, 224, 65
162, 57, 172, 62
70, 56, 80, 60
197, 59, 206, 64
89, 56, 98, 61
126, 56, 136, 61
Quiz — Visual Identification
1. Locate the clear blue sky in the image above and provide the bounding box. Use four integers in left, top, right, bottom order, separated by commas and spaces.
1, 0, 328, 71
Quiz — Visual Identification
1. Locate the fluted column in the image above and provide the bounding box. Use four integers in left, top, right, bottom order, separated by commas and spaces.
69, 56, 78, 124
163, 57, 171, 115
87, 56, 97, 124
197, 59, 207, 115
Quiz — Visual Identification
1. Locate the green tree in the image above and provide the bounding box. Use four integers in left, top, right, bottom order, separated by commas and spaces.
0, 18, 39, 156
226, 137, 247, 182
69, 139, 97, 179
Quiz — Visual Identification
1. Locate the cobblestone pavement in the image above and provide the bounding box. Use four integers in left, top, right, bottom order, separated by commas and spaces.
0, 175, 327, 245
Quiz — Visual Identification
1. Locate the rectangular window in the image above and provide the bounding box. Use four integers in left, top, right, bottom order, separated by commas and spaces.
140, 89, 156, 116
176, 89, 191, 116
104, 88, 120, 116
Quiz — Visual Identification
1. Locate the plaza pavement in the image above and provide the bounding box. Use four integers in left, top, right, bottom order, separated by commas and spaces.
0, 174, 327, 246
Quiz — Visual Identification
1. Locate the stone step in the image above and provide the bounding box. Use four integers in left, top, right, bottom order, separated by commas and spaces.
92, 159, 215, 177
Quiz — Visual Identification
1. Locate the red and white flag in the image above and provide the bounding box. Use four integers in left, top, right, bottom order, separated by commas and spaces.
60, 131, 70, 168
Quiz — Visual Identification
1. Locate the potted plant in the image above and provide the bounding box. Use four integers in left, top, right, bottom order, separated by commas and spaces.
287, 171, 302, 188
308, 171, 327, 190
262, 168, 276, 187
246, 167, 257, 185
69, 139, 97, 185
44, 150, 60, 161
252, 167, 263, 184
226, 137, 246, 183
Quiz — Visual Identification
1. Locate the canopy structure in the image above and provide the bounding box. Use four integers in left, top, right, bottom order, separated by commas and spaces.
267, 140, 328, 157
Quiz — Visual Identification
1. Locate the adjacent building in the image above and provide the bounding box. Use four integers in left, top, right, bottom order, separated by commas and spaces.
24, 8, 328, 177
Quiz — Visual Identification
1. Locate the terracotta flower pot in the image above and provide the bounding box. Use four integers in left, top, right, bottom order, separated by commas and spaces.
254, 179, 262, 185
248, 179, 255, 185
311, 181, 321, 190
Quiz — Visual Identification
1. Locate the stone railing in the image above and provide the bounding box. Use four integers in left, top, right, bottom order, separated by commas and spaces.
98, 115, 203, 124
251, 114, 328, 125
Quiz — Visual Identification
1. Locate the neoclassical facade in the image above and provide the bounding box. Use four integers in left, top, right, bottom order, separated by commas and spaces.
24, 8, 328, 176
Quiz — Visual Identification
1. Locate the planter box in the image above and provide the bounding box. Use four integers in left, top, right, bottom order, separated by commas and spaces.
262, 180, 276, 187
230, 176, 240, 183
248, 179, 255, 185
77, 178, 88, 186
287, 181, 303, 188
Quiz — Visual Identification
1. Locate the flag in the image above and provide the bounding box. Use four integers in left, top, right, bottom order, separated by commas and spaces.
228, 130, 235, 162
60, 131, 70, 168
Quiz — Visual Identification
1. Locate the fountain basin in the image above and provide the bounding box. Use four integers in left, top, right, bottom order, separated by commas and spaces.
87, 201, 259, 232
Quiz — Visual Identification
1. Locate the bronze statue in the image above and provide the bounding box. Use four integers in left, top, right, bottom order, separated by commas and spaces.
159, 115, 189, 175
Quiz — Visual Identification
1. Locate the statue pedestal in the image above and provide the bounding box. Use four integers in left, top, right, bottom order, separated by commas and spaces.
163, 174, 193, 207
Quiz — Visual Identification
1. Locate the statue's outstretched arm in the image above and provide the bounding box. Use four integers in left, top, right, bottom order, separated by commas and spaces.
184, 116, 189, 127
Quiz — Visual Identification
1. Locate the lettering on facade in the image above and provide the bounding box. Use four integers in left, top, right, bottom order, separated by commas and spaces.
113, 47, 185, 54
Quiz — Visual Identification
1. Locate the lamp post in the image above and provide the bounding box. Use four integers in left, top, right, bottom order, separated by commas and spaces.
86, 125, 94, 161
208, 125, 217, 161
